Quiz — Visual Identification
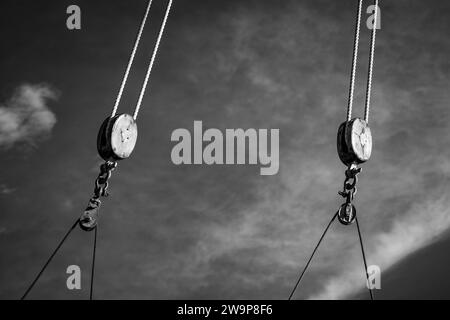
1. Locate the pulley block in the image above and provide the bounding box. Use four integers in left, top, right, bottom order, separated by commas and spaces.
97, 114, 138, 161
337, 118, 372, 167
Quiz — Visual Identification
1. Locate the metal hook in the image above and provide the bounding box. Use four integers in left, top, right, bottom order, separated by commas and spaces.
79, 198, 101, 231
337, 164, 361, 225
80, 161, 117, 232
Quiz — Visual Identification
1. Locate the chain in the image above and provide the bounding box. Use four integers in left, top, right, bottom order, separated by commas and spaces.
93, 161, 118, 199
338, 163, 361, 205
79, 161, 117, 231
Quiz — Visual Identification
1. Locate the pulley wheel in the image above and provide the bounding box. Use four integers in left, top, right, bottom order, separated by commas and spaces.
337, 118, 372, 166
97, 114, 138, 161
337, 203, 356, 225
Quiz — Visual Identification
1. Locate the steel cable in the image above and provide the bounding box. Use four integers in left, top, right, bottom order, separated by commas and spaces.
21, 219, 79, 300
111, 0, 154, 118
364, 0, 379, 123
89, 226, 98, 300
355, 215, 374, 300
288, 212, 338, 300
133, 0, 173, 120
346, 0, 363, 122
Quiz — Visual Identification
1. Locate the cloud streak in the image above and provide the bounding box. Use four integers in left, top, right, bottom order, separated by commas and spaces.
2, 0, 450, 300
0, 83, 58, 149
311, 195, 450, 299
158, 0, 450, 299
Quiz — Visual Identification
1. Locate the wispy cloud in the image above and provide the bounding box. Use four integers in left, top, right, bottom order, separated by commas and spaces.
0, 83, 58, 149
2, 1, 450, 300
311, 195, 450, 299
0, 184, 16, 195
156, 0, 450, 299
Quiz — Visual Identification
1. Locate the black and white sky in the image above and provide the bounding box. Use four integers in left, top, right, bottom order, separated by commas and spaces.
1, 0, 450, 299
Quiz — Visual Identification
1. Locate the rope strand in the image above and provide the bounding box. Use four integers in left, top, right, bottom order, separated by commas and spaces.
364, 0, 379, 123
21, 1, 175, 301
346, 0, 363, 122
21, 219, 79, 300
133, 0, 173, 120
288, 212, 337, 300
111, 0, 154, 118
90, 226, 98, 300
355, 215, 374, 300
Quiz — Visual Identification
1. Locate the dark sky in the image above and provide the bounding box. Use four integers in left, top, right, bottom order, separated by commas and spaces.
1, 0, 450, 299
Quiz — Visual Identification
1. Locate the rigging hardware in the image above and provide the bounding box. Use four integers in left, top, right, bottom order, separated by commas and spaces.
337, 164, 361, 225
97, 114, 138, 161
79, 161, 117, 231
81, 0, 173, 232
289, 0, 378, 300
337, 118, 372, 167
21, 0, 174, 300
336, 0, 378, 225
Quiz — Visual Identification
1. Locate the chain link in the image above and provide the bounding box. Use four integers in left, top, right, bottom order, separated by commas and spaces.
338, 163, 362, 205
93, 161, 117, 199
79, 161, 117, 231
